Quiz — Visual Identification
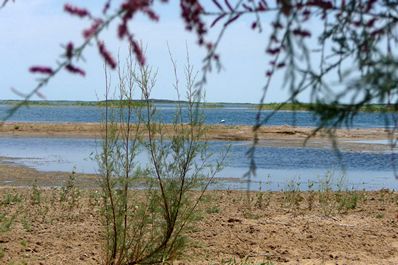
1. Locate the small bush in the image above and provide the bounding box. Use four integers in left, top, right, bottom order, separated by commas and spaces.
99, 49, 226, 265
30, 180, 41, 205
60, 171, 81, 208
206, 206, 220, 214
0, 246, 4, 259
0, 214, 16, 233
336, 191, 362, 213
2, 192, 22, 205
283, 178, 303, 211
318, 173, 337, 216
20, 215, 32, 232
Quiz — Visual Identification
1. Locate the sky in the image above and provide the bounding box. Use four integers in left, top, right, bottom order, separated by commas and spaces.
0, 0, 313, 103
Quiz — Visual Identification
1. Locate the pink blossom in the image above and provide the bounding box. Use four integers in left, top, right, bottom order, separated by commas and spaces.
65, 42, 74, 59
83, 19, 103, 39
29, 66, 53, 75
266, 48, 281, 55
64, 4, 90, 18
292, 28, 311, 38
129, 37, 145, 66
306, 0, 333, 10
272, 22, 283, 29
65, 64, 85, 76
98, 41, 117, 69
180, 0, 207, 45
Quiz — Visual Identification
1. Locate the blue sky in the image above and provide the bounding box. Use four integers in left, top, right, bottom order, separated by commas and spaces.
0, 0, 311, 103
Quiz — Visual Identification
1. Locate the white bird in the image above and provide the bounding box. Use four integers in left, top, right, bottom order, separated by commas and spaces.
219, 119, 225, 123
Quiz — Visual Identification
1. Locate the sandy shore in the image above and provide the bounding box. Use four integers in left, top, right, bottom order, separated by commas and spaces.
0, 163, 99, 188
0, 163, 397, 264
0, 186, 397, 265
0, 122, 395, 151
0, 122, 391, 140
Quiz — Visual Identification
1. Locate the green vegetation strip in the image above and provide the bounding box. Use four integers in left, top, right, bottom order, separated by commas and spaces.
0, 100, 395, 112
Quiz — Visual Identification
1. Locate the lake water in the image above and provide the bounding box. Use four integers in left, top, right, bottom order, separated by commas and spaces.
0, 103, 395, 128
1, 103, 397, 190
0, 137, 397, 191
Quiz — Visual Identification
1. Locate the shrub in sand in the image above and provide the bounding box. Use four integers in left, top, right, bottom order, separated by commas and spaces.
98, 49, 227, 265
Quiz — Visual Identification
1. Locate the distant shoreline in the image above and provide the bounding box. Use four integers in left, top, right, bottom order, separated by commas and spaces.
0, 100, 396, 112
0, 99, 241, 109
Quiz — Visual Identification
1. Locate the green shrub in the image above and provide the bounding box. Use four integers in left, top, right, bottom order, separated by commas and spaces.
99, 50, 226, 265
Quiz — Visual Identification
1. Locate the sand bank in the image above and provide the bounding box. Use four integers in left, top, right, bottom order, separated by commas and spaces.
0, 122, 390, 140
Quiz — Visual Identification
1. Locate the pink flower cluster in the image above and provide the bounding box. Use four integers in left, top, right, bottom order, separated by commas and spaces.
115, 0, 160, 66
65, 64, 85, 76
98, 41, 117, 69
83, 19, 103, 39
64, 4, 90, 18
180, 0, 207, 45
29, 66, 53, 75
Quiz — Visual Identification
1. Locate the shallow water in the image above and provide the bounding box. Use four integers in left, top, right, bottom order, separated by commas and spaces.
1, 104, 394, 128
0, 137, 396, 191
348, 139, 392, 145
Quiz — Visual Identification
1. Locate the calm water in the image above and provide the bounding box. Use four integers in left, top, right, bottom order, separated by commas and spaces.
0, 137, 396, 191
1, 103, 397, 190
0, 103, 394, 128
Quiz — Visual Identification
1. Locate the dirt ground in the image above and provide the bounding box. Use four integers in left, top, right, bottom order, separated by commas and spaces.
0, 171, 397, 264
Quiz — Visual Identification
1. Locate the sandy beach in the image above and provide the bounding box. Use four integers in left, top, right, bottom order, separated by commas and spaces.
0, 185, 397, 264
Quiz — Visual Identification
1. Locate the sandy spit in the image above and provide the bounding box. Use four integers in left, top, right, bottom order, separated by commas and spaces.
0, 122, 393, 141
